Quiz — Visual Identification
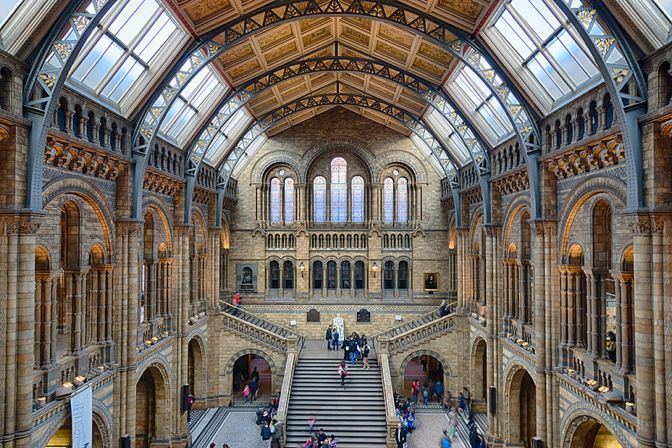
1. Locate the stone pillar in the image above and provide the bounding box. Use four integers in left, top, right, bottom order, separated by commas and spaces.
531, 221, 548, 445
619, 275, 632, 371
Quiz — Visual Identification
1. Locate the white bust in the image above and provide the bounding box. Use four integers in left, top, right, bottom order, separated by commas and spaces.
333, 313, 345, 338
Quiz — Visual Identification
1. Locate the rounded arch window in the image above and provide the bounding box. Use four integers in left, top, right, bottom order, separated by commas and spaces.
269, 261, 280, 289
351, 176, 365, 223
313, 176, 327, 223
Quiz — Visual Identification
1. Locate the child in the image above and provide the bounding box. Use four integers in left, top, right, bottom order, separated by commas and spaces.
308, 415, 317, 434
338, 361, 348, 387
242, 384, 251, 402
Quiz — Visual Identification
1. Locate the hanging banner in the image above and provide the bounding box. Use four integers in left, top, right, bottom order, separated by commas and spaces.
70, 385, 93, 448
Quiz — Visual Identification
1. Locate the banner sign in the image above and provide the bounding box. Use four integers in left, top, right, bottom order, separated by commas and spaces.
71, 385, 93, 448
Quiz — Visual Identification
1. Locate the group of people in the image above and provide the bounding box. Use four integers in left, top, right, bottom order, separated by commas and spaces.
325, 326, 371, 369
242, 367, 260, 402
256, 402, 282, 448
302, 423, 338, 448
409, 378, 443, 406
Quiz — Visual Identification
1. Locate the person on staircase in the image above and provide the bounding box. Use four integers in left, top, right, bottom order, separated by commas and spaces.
316, 429, 327, 444
326, 325, 333, 351
250, 367, 260, 401
342, 335, 351, 361
271, 418, 282, 448
435, 378, 443, 404
422, 382, 430, 406
332, 328, 339, 353
338, 360, 348, 387
260, 421, 273, 448
348, 337, 358, 366
323, 434, 337, 447
411, 379, 420, 404
361, 343, 370, 369
394, 422, 407, 448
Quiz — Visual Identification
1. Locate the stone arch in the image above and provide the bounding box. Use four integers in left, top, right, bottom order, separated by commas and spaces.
303, 137, 376, 182
561, 407, 629, 448
91, 403, 113, 448
188, 334, 207, 398
502, 195, 531, 248
471, 337, 487, 401
135, 362, 171, 445
42, 177, 115, 257
226, 348, 277, 400
38, 402, 111, 448
557, 175, 627, 260
142, 196, 174, 251
225, 348, 277, 376
250, 150, 303, 184
372, 150, 429, 183
504, 363, 537, 446
398, 349, 451, 378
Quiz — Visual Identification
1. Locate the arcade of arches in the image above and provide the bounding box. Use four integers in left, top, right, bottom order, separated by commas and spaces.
1, 0, 672, 447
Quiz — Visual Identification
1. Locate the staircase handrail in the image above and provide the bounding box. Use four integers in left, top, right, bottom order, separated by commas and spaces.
219, 300, 298, 337
377, 339, 401, 446
377, 301, 457, 339
384, 311, 457, 354
221, 304, 298, 353
275, 340, 299, 447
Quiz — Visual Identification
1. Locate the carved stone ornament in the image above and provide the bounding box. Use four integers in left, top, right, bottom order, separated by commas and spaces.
1, 216, 41, 235
629, 217, 665, 235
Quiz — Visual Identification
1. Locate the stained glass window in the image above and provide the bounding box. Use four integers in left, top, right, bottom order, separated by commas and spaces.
313, 176, 326, 223
351, 176, 365, 223
331, 158, 347, 223
270, 178, 281, 224
383, 177, 394, 224
397, 177, 408, 224
284, 178, 295, 224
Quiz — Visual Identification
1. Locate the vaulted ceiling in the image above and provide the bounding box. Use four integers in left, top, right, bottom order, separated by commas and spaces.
172, 0, 493, 135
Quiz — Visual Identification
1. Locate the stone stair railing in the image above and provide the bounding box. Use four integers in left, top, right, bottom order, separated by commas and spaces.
219, 301, 301, 353
378, 301, 456, 339
378, 307, 457, 355
275, 338, 303, 447
376, 338, 401, 447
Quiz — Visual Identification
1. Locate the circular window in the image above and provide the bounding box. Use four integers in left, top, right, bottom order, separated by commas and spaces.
393, 169, 399, 176
279, 169, 286, 176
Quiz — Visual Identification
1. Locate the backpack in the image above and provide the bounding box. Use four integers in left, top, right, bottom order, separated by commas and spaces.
261, 426, 272, 440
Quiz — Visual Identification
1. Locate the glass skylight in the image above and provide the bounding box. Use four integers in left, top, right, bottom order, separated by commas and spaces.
654, 0, 672, 19
206, 109, 253, 166
489, 0, 598, 102
424, 109, 471, 166
70, 0, 182, 105
159, 66, 227, 144
0, 1, 22, 29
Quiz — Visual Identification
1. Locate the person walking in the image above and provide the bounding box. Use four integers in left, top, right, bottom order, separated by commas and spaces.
458, 392, 466, 414
441, 429, 453, 448
435, 379, 443, 403
342, 336, 351, 361
348, 337, 358, 366
394, 422, 407, 448
411, 379, 420, 404
422, 383, 430, 406
338, 360, 348, 387
326, 325, 333, 351
463, 387, 472, 414
361, 343, 370, 369
332, 329, 339, 353
260, 421, 273, 448
325, 434, 337, 447
271, 418, 282, 448
232, 292, 241, 315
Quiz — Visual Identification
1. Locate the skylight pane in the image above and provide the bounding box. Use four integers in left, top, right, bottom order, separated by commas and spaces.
511, 0, 558, 40
111, 0, 159, 46
101, 58, 144, 102
0, 1, 22, 28
135, 13, 175, 62
494, 10, 535, 59
167, 107, 195, 138
192, 75, 219, 109
74, 36, 124, 90
182, 68, 211, 99
655, 0, 672, 19
527, 53, 568, 100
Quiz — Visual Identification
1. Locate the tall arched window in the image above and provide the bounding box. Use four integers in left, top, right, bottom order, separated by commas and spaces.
341, 261, 351, 289
331, 158, 347, 223
383, 177, 394, 224
354, 261, 365, 290
313, 176, 326, 223
270, 178, 281, 224
327, 261, 337, 290
351, 176, 365, 223
313, 261, 323, 289
284, 178, 295, 224
397, 177, 408, 224
384, 260, 395, 290
269, 261, 280, 289
398, 261, 409, 289
283, 261, 294, 289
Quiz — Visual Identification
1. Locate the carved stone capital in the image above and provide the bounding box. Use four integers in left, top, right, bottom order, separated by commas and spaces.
629, 217, 665, 235
1, 214, 42, 235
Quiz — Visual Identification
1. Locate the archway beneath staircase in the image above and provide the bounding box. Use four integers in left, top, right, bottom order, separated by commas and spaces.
400, 351, 446, 404
471, 337, 487, 401
505, 364, 537, 448
228, 350, 273, 402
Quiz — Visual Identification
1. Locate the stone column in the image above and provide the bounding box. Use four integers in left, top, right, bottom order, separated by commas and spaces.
531, 221, 548, 445
620, 274, 632, 372
567, 269, 576, 348
34, 277, 44, 368
559, 267, 568, 351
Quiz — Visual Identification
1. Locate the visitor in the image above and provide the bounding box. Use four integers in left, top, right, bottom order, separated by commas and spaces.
411, 379, 420, 404
339, 360, 348, 387
435, 379, 443, 403
444, 390, 453, 410
271, 418, 282, 448
394, 422, 407, 448
406, 406, 416, 433
458, 392, 466, 414
606, 331, 616, 362
349, 337, 358, 366
463, 387, 472, 413
317, 428, 327, 444
308, 415, 317, 433
422, 383, 429, 405
469, 425, 480, 448
260, 421, 273, 448
332, 329, 339, 353
249, 376, 258, 402
325, 434, 337, 447
342, 336, 351, 361
210, 443, 216, 448
442, 429, 452, 448
260, 410, 271, 426
326, 325, 333, 351
420, 356, 427, 372
438, 299, 449, 317
362, 343, 370, 369
303, 435, 318, 448
447, 409, 458, 438
242, 384, 251, 402
232, 292, 241, 315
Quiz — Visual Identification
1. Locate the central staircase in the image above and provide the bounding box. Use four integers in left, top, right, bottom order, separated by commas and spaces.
285, 342, 387, 447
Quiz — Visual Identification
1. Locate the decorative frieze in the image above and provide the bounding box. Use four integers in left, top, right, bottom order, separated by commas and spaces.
44, 137, 126, 181
143, 169, 183, 196
545, 136, 624, 180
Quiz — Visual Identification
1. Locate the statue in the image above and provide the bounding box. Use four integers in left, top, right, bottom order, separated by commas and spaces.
333, 313, 345, 339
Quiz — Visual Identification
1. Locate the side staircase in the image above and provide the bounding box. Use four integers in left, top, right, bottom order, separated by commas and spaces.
285, 342, 388, 447
380, 301, 456, 338
220, 301, 295, 338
